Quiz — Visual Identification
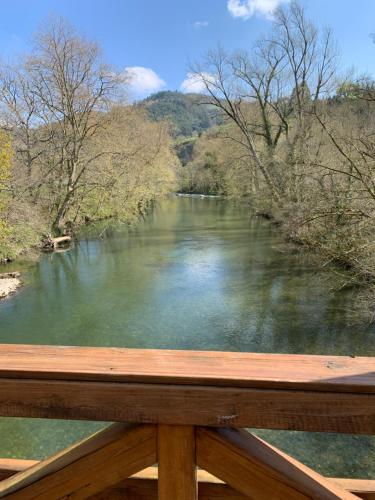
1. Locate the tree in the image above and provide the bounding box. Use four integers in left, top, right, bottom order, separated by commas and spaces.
74, 106, 179, 222
0, 19, 180, 259
0, 129, 12, 247
191, 1, 337, 204
0, 19, 124, 233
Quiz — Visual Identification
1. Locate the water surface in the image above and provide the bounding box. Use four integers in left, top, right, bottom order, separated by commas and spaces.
0, 196, 374, 477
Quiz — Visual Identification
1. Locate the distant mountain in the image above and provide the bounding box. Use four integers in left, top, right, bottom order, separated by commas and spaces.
141, 91, 222, 137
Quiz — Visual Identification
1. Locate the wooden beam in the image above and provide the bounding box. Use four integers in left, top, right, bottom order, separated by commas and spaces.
0, 344, 373, 393
196, 427, 361, 499
0, 378, 373, 434
91, 476, 375, 500
0, 463, 250, 499
1, 462, 374, 499
0, 459, 37, 481
92, 474, 246, 499
158, 425, 197, 500
330, 479, 375, 500
0, 423, 156, 499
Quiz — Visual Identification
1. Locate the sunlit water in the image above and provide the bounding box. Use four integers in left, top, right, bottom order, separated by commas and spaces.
0, 195, 374, 477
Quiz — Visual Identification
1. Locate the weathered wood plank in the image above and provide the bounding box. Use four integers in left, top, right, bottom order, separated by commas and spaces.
0, 423, 156, 499
0, 344, 373, 393
158, 425, 197, 499
196, 427, 360, 499
0, 378, 373, 434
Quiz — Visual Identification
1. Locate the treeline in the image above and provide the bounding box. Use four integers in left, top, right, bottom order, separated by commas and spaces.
0, 21, 179, 261
182, 1, 375, 298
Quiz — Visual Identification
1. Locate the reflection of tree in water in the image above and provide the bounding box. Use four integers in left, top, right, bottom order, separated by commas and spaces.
214, 216, 375, 356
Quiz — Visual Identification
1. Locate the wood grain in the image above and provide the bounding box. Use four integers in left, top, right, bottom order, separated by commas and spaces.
0, 423, 156, 499
330, 479, 375, 500
91, 477, 375, 500
0, 378, 373, 434
1, 462, 373, 499
0, 459, 37, 480
0, 344, 373, 393
158, 425, 197, 499
92, 475, 247, 499
196, 427, 361, 499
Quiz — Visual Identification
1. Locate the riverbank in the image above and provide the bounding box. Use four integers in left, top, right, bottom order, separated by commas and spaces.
0, 193, 371, 319
0, 273, 21, 299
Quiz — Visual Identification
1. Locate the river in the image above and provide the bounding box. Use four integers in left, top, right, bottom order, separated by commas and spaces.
0, 195, 374, 477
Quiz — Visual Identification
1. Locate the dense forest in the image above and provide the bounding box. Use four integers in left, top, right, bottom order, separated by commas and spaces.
1, 1, 375, 315
142, 91, 222, 137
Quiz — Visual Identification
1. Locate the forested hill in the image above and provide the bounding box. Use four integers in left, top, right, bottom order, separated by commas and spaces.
141, 91, 222, 137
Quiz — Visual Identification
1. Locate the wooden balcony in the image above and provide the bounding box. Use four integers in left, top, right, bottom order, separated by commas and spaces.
0, 344, 373, 499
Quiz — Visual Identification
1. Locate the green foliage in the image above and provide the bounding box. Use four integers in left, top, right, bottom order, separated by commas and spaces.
0, 22, 180, 258
333, 78, 375, 103
0, 130, 47, 261
0, 130, 11, 188
63, 106, 179, 226
142, 91, 222, 137
0, 215, 44, 261
0, 130, 12, 258
180, 128, 229, 194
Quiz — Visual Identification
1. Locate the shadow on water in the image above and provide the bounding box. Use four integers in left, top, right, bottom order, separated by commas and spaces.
0, 195, 374, 477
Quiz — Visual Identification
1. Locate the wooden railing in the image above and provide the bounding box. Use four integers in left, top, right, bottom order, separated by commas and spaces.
0, 344, 373, 499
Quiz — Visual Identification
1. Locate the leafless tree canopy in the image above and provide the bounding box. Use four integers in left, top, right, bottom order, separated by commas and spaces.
191, 2, 338, 203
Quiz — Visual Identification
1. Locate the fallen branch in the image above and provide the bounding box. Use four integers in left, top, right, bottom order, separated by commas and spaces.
43, 236, 72, 251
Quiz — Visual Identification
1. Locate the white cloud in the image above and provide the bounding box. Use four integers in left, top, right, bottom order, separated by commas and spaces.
227, 0, 288, 20
180, 72, 214, 94
194, 20, 209, 28
124, 66, 166, 97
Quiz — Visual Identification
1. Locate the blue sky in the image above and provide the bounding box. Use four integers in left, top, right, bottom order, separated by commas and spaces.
1, 0, 375, 98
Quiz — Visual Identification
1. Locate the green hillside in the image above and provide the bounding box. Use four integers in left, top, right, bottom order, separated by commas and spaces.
141, 91, 222, 137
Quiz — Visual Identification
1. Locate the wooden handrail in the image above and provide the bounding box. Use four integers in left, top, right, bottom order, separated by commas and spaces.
0, 344, 373, 392
0, 344, 374, 434
0, 344, 373, 499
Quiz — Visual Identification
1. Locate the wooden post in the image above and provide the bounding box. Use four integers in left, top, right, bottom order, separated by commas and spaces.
158, 425, 197, 500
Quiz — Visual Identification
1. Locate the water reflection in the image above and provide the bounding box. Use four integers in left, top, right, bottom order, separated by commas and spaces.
0, 195, 373, 475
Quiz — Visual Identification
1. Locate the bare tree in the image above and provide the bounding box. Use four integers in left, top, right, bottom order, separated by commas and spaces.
193, 46, 284, 201
191, 1, 337, 204
272, 2, 337, 201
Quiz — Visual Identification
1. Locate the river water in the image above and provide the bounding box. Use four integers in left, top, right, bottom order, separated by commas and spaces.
0, 195, 374, 477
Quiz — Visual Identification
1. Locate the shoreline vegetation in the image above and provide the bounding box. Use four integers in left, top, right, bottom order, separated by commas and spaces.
177, 3, 375, 321
0, 19, 179, 265
1, 2, 375, 319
